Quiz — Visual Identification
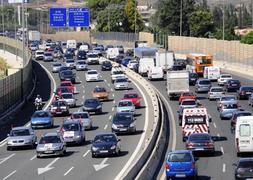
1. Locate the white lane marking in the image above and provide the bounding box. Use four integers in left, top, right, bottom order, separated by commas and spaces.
30, 155, 36, 161
38, 157, 60, 175
0, 153, 15, 165
114, 75, 149, 180
113, 100, 116, 104
80, 81, 82, 83
0, 142, 6, 147
82, 96, 84, 99
77, 76, 80, 80
112, 94, 115, 97
64, 166, 74, 176
217, 133, 220, 137
78, 108, 81, 112
104, 124, 108, 130
112, 107, 115, 111
3, 170, 17, 180
107, 83, 111, 87
83, 150, 91, 158
111, 88, 113, 92
83, 90, 85, 94
93, 158, 109, 171
104, 79, 107, 82
82, 85, 85, 88
213, 122, 217, 128
222, 163, 226, 172
220, 146, 224, 154
109, 115, 112, 120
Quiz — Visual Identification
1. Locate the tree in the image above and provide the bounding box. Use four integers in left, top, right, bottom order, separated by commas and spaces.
241, 31, 253, 44
189, 9, 214, 37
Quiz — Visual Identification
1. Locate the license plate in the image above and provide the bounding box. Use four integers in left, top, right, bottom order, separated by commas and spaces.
246, 92, 251, 94
195, 148, 204, 151
119, 128, 127, 131
56, 112, 62, 114
100, 150, 108, 153
232, 84, 237, 86
246, 179, 253, 180
175, 174, 186, 178
45, 150, 53, 154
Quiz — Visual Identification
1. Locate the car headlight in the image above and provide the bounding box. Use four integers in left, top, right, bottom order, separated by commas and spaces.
130, 122, 135, 127
110, 145, 116, 150
76, 135, 81, 139
96, 105, 102, 109
92, 146, 99, 151
7, 140, 12, 145
112, 124, 118, 129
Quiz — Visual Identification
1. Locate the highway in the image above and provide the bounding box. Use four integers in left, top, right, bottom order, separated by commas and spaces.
0, 59, 148, 180
148, 72, 253, 180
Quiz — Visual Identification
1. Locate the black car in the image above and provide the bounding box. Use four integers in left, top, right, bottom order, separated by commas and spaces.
170, 64, 184, 71
237, 86, 253, 100
91, 133, 121, 158
77, 50, 86, 60
101, 61, 112, 71
63, 53, 74, 62
225, 79, 241, 92
83, 98, 102, 114
234, 158, 253, 180
111, 112, 136, 134
115, 54, 125, 64
59, 70, 76, 83
186, 133, 215, 154
189, 73, 198, 86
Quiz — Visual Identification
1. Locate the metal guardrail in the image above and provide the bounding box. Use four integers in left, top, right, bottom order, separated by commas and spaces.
0, 37, 33, 116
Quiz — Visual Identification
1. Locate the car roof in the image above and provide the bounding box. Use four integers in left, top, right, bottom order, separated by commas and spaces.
11, 126, 30, 131
239, 158, 253, 162
168, 150, 192, 154
119, 99, 132, 103
63, 120, 80, 124
94, 133, 117, 137
44, 132, 58, 137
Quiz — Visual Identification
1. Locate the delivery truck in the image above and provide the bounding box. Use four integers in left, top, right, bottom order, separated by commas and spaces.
28, 30, 40, 42
134, 47, 156, 59
166, 71, 189, 100
155, 51, 174, 71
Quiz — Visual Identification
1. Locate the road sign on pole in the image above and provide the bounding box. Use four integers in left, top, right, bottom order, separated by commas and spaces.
68, 8, 90, 27
49, 8, 67, 27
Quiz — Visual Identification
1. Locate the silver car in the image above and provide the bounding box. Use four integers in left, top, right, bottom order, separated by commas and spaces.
59, 120, 85, 145
217, 95, 237, 111
7, 127, 37, 150
219, 101, 240, 119
61, 93, 76, 107
116, 100, 135, 113
36, 132, 66, 158
195, 79, 212, 93
65, 60, 76, 69
75, 60, 88, 71
114, 78, 129, 90
44, 52, 54, 62
52, 63, 62, 73
71, 112, 93, 130
208, 86, 224, 100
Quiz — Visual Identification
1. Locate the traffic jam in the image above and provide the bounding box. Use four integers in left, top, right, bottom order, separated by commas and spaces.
7, 39, 144, 160
5, 39, 253, 179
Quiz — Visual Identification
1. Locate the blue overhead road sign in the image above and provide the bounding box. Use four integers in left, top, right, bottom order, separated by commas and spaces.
68, 8, 90, 27
49, 8, 67, 27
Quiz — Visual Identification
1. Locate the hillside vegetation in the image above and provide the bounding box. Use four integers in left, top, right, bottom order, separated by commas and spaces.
0, 57, 7, 79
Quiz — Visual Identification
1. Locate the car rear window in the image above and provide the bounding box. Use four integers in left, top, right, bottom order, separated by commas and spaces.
168, 153, 192, 162
124, 94, 138, 98
189, 134, 211, 141
94, 135, 117, 143
211, 88, 223, 92
199, 80, 211, 85
221, 75, 232, 78
224, 104, 238, 109
119, 101, 132, 107
63, 123, 79, 131
239, 161, 253, 168
39, 136, 61, 144
182, 100, 196, 106
239, 124, 251, 137
88, 71, 97, 74
10, 129, 30, 136
33, 112, 49, 118
61, 94, 73, 99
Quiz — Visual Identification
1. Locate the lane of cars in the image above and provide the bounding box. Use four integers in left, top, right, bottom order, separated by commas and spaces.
0, 41, 148, 180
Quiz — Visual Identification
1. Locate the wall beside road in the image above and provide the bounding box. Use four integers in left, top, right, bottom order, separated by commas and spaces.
0, 37, 33, 117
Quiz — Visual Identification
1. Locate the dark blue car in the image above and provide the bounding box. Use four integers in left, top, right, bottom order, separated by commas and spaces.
121, 58, 131, 67
101, 61, 112, 71
91, 133, 121, 158
166, 150, 198, 179
31, 110, 54, 129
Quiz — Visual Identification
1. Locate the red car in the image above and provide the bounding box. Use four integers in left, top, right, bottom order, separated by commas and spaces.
49, 100, 69, 116
60, 81, 76, 93
55, 87, 72, 97
122, 93, 141, 107
179, 92, 196, 104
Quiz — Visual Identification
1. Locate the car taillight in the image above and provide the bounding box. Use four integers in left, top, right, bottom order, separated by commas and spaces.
241, 91, 245, 95
186, 142, 194, 147
205, 142, 214, 147
165, 164, 170, 170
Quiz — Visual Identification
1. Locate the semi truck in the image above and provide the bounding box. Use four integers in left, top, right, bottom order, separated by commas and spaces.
166, 71, 189, 100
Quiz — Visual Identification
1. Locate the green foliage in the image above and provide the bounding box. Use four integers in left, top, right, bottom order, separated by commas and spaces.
241, 31, 253, 44
189, 9, 213, 37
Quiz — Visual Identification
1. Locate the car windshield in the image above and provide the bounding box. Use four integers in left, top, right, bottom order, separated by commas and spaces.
65, 54, 73, 59
182, 100, 196, 106
62, 71, 73, 75
66, 60, 74, 63
242, 87, 253, 91
88, 71, 97, 75
61, 94, 73, 99
116, 78, 127, 83
103, 61, 111, 65
10, 129, 30, 136
229, 80, 239, 84
119, 101, 132, 107
211, 88, 223, 92
44, 53, 52, 56
57, 88, 70, 93
85, 99, 98, 105
182, 92, 194, 96
36, 52, 44, 55
189, 134, 211, 141
224, 104, 238, 109
185, 115, 206, 124
77, 61, 86, 65
39, 136, 61, 144
63, 123, 79, 131
237, 112, 252, 117
94, 87, 106, 92
113, 71, 123, 75
190, 73, 198, 78
94, 134, 117, 143
168, 153, 192, 162
114, 114, 132, 122
33, 111, 49, 118
52, 101, 66, 106
72, 113, 88, 119
221, 75, 231, 78
53, 64, 61, 67
124, 94, 138, 98
221, 96, 236, 101
61, 83, 71, 87
199, 80, 210, 85
238, 161, 253, 168
88, 54, 98, 58
78, 51, 86, 55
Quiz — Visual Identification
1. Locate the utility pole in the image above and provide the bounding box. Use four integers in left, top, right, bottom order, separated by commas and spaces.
251, 0, 253, 28
180, 0, 182, 36
134, 0, 137, 35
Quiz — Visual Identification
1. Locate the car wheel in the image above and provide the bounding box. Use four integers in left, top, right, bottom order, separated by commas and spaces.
92, 153, 96, 158
7, 146, 12, 151
237, 152, 241, 157
37, 154, 41, 158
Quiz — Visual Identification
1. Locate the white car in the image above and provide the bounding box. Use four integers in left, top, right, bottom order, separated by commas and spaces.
208, 86, 224, 100
99, 57, 109, 64
35, 50, 44, 60
116, 100, 135, 113
61, 93, 76, 107
75, 60, 88, 71
87, 53, 99, 64
111, 68, 126, 83
43, 52, 53, 62
218, 74, 232, 86
71, 112, 93, 130
65, 60, 76, 69
114, 78, 129, 90
127, 60, 138, 69
85, 70, 100, 82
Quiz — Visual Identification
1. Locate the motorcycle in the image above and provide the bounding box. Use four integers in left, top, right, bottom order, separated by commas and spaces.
34, 102, 43, 110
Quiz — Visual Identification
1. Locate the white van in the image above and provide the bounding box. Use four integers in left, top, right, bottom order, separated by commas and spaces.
106, 48, 119, 60
66, 40, 77, 49
148, 67, 164, 80
138, 58, 154, 76
203, 66, 220, 80
235, 116, 253, 156
79, 45, 89, 52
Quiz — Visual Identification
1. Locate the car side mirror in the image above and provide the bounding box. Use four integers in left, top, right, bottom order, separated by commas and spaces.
7, 134, 10, 137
